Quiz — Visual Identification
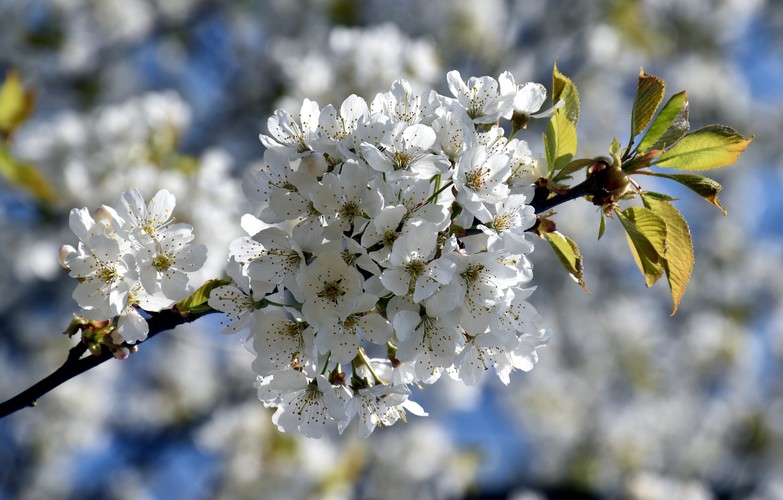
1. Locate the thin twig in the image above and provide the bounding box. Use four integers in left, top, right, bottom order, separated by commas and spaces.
0, 308, 215, 419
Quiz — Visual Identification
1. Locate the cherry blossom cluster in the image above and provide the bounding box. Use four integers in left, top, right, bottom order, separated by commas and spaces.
211, 70, 553, 437
61, 189, 207, 347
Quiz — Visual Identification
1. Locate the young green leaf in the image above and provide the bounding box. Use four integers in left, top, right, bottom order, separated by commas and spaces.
642, 198, 694, 315
652, 124, 753, 171
598, 212, 606, 240
176, 278, 231, 314
637, 91, 689, 152
616, 207, 667, 286
553, 157, 594, 182
0, 70, 35, 135
610, 137, 622, 156
543, 231, 588, 292
631, 69, 666, 139
639, 190, 678, 202
621, 148, 662, 173
0, 147, 57, 204
544, 111, 577, 176
639, 171, 727, 215
552, 62, 580, 125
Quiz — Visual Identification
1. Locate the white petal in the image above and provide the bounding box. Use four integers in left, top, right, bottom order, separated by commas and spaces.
160, 270, 190, 300
392, 310, 420, 342
357, 313, 392, 344
175, 243, 208, 272
402, 124, 436, 152
380, 268, 410, 297
116, 306, 149, 343
147, 189, 176, 227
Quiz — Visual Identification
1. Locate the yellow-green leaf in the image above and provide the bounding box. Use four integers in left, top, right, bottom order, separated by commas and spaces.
638, 91, 689, 152
0, 70, 35, 135
640, 190, 677, 202
544, 110, 577, 176
176, 278, 231, 314
0, 147, 57, 204
616, 207, 667, 286
552, 62, 579, 125
643, 198, 693, 314
631, 69, 666, 138
598, 212, 606, 240
543, 231, 588, 292
553, 158, 594, 182
653, 124, 753, 171
610, 137, 622, 156
641, 171, 727, 215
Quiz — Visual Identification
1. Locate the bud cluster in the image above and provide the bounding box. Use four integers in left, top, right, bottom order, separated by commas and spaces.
211, 71, 553, 436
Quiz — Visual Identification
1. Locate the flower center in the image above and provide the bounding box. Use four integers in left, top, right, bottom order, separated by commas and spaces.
318, 279, 345, 302
464, 168, 487, 191
382, 230, 399, 248
153, 253, 173, 272
405, 260, 426, 280
392, 151, 412, 170
340, 200, 362, 220
99, 266, 119, 284
285, 321, 300, 338
343, 315, 358, 330
341, 250, 358, 267
491, 213, 513, 231
461, 264, 485, 284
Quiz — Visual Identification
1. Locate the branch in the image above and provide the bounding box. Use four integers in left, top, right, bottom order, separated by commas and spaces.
0, 168, 615, 420
0, 308, 215, 419
531, 183, 593, 214
530, 170, 615, 214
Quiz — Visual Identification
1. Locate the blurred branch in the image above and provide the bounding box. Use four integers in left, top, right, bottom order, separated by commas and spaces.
0, 309, 215, 419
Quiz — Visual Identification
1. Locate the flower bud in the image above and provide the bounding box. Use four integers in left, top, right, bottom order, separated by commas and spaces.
93, 205, 115, 224
112, 347, 130, 360
58, 245, 76, 270
588, 159, 630, 206
298, 151, 328, 176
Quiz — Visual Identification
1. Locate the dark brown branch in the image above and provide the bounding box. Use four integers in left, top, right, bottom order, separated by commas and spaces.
0, 308, 215, 419
530, 171, 613, 214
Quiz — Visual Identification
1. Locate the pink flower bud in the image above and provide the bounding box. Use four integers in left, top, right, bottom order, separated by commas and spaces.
113, 346, 130, 360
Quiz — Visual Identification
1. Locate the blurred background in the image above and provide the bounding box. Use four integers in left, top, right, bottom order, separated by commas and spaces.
0, 0, 782, 498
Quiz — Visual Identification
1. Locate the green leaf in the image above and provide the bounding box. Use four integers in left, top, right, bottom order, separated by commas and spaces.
610, 137, 622, 156
176, 278, 231, 314
0, 70, 35, 135
552, 62, 580, 125
0, 147, 57, 204
544, 111, 577, 176
553, 157, 593, 182
631, 68, 666, 138
638, 91, 689, 152
616, 207, 667, 286
543, 231, 588, 291
640, 190, 678, 202
640, 171, 727, 214
652, 124, 753, 171
598, 212, 606, 240
642, 198, 694, 314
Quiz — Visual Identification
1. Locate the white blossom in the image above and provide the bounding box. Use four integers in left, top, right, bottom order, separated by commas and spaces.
213, 70, 551, 436
64, 189, 206, 344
